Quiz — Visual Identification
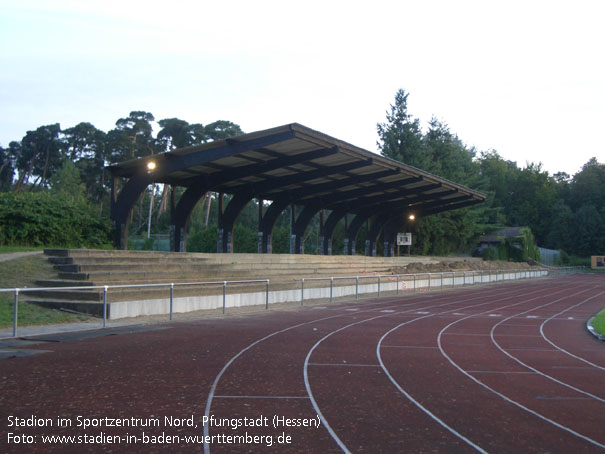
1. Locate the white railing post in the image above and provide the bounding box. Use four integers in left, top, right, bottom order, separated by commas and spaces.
103, 286, 108, 328
169, 283, 174, 320
12, 288, 19, 338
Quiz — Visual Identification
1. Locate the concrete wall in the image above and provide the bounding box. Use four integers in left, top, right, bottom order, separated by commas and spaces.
108, 269, 549, 320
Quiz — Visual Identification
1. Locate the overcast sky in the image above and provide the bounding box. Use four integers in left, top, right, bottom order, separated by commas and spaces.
1, 0, 603, 176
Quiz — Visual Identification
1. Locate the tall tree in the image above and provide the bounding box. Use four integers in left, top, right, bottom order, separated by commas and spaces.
573, 204, 604, 256
157, 118, 193, 151
423, 117, 478, 183
15, 124, 63, 190
204, 120, 244, 142
0, 145, 14, 190
570, 157, 605, 209
546, 200, 574, 251
50, 159, 86, 201
377, 89, 426, 169
109, 111, 157, 162
506, 163, 556, 244
62, 122, 107, 203
155, 118, 195, 219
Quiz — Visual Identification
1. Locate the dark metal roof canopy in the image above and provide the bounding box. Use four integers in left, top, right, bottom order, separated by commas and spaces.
109, 123, 485, 255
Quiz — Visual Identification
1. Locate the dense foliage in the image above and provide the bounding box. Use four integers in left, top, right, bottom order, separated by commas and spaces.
482, 227, 540, 262
377, 89, 605, 259
0, 97, 603, 260
0, 112, 243, 249
0, 192, 110, 247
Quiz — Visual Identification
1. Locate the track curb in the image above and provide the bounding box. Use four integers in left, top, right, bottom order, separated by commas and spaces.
586, 315, 605, 341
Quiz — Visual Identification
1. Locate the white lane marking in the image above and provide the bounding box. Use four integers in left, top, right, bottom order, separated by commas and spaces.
491, 289, 605, 402
444, 333, 543, 337
304, 285, 542, 453
214, 395, 309, 399
308, 363, 380, 367
204, 283, 546, 454
536, 396, 592, 401
437, 287, 605, 449
381, 345, 438, 349
204, 285, 480, 453
376, 285, 566, 453
539, 289, 605, 371
466, 370, 535, 374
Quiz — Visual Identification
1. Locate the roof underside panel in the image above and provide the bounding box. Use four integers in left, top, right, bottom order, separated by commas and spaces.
109, 123, 485, 217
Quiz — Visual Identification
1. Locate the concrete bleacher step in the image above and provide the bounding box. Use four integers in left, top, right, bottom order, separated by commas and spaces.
29, 249, 418, 318
44, 248, 412, 265
55, 265, 391, 282
52, 262, 390, 273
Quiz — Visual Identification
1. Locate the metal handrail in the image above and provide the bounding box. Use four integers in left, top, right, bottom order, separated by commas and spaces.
3, 264, 586, 338
297, 267, 564, 305
3, 278, 270, 337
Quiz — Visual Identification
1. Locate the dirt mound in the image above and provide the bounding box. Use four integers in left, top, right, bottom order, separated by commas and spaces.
392, 260, 533, 275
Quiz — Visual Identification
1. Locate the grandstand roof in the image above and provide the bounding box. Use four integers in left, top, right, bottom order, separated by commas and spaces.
109, 123, 485, 217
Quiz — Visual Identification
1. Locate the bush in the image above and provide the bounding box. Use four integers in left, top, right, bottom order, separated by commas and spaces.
187, 224, 259, 253
0, 192, 111, 248
233, 224, 257, 253
481, 227, 540, 262
187, 227, 217, 253
271, 225, 290, 254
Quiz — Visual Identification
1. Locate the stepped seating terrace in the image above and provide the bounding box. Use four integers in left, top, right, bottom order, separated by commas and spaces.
26, 249, 446, 318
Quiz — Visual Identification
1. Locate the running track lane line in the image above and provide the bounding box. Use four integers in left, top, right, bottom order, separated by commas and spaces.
372, 284, 577, 453
304, 284, 557, 453
202, 284, 520, 453
436, 287, 605, 450
490, 288, 605, 401
539, 285, 605, 371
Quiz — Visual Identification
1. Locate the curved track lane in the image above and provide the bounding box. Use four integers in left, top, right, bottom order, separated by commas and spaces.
206, 275, 604, 453
2, 274, 603, 454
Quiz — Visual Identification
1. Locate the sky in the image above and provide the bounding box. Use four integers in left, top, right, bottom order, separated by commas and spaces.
1, 0, 603, 176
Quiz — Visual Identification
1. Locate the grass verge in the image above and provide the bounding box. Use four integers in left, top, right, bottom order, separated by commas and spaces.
592, 309, 605, 336
0, 255, 92, 329
0, 246, 44, 253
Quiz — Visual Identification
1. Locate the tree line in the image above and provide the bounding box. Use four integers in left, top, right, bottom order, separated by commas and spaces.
0, 112, 245, 248
377, 89, 605, 261
0, 112, 243, 201
1, 93, 603, 261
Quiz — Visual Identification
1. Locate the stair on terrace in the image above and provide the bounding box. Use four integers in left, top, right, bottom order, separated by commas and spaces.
27, 249, 422, 316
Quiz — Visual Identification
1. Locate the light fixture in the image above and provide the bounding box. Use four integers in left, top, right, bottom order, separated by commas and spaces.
408, 214, 415, 221
146, 161, 157, 171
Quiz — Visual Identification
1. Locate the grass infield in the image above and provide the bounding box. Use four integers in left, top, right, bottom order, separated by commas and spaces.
592, 309, 605, 336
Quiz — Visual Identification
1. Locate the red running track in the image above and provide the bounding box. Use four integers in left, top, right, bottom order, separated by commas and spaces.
1, 274, 603, 453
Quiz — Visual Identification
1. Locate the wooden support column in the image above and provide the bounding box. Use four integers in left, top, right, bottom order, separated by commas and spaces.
345, 213, 371, 255
292, 204, 322, 254
169, 185, 176, 251
110, 170, 154, 250
257, 199, 264, 253
321, 209, 347, 255
170, 181, 208, 252
259, 198, 290, 254
217, 192, 225, 253
289, 204, 297, 254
